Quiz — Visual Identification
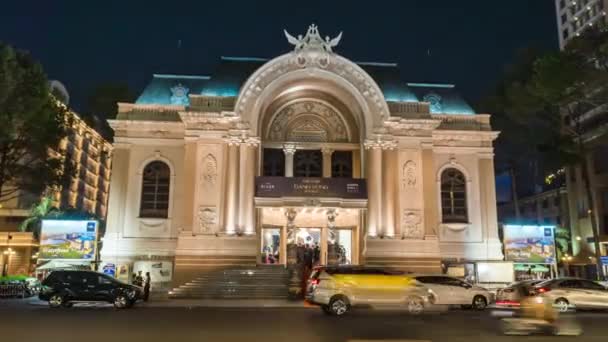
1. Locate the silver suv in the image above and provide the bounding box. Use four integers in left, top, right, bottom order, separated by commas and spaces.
306, 266, 434, 316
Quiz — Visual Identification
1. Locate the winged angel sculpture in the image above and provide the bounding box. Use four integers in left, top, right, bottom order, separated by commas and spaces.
284, 24, 342, 52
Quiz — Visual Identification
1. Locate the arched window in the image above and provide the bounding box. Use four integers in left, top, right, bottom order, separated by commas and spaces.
140, 161, 170, 218
440, 168, 468, 223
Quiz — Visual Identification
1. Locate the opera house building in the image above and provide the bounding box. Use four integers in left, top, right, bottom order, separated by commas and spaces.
100, 25, 503, 287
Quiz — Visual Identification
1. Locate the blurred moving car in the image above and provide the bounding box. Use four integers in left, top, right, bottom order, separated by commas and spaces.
495, 280, 544, 307
39, 270, 142, 309
411, 275, 491, 310
531, 277, 608, 312
306, 266, 434, 316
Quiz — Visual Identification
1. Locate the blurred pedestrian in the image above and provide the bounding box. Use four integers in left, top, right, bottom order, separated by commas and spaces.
143, 272, 151, 302
135, 271, 144, 287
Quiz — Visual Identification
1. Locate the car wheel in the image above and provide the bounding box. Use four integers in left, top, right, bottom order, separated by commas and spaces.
113, 294, 129, 309
328, 296, 350, 316
555, 298, 570, 313
472, 295, 487, 310
321, 305, 332, 315
405, 296, 425, 315
48, 294, 65, 308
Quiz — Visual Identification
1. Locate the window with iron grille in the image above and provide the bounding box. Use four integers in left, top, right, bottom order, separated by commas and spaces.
294, 150, 322, 177
331, 151, 353, 178
262, 148, 285, 176
139, 161, 170, 218
440, 168, 468, 223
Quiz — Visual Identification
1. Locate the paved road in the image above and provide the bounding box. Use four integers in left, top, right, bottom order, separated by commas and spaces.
2, 300, 608, 342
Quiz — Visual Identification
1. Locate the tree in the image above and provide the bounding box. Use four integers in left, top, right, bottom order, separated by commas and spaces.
0, 43, 70, 204
479, 48, 560, 219
494, 26, 608, 279
18, 196, 60, 238
84, 83, 135, 141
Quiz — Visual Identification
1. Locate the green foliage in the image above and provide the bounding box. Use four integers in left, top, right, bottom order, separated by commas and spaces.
0, 43, 69, 204
554, 226, 571, 261
18, 196, 60, 238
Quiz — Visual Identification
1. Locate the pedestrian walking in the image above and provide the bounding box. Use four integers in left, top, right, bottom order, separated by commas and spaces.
144, 272, 151, 302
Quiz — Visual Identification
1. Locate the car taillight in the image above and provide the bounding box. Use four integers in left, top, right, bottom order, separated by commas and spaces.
537, 287, 551, 294
310, 279, 320, 286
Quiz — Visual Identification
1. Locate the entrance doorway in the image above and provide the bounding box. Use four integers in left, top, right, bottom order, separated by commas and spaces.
257, 207, 361, 266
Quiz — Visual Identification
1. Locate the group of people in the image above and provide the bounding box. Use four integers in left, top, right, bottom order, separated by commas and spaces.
296, 242, 321, 269
131, 271, 151, 301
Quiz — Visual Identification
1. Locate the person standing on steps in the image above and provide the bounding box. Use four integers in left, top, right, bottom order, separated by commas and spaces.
143, 272, 151, 302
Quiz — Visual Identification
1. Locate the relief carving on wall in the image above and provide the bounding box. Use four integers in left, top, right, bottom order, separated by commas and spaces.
402, 160, 417, 188
201, 154, 218, 187
401, 210, 423, 239
197, 206, 217, 233
268, 100, 348, 142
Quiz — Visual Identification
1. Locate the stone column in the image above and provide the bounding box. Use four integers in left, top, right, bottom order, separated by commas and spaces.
321, 147, 334, 178
382, 149, 397, 238
239, 141, 258, 235
365, 143, 383, 237
283, 144, 296, 177
421, 144, 439, 238
352, 150, 361, 178
223, 140, 240, 235
479, 154, 499, 241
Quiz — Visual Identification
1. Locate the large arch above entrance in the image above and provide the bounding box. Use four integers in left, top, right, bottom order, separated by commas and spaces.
235, 51, 390, 138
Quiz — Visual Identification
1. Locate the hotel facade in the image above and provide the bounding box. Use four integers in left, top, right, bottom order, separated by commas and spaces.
100, 26, 503, 286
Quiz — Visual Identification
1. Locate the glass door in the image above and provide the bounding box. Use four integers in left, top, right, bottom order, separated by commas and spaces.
328, 228, 353, 265
261, 228, 281, 264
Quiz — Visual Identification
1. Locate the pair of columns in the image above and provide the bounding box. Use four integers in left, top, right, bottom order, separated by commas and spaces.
224, 137, 258, 236
283, 144, 334, 178
365, 139, 398, 239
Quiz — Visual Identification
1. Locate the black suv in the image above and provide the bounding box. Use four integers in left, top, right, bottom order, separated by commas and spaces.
39, 270, 142, 309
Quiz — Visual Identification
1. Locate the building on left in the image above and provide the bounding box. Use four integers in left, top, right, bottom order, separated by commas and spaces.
0, 81, 112, 276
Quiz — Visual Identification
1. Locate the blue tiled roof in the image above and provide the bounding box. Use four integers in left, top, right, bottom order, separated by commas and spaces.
135, 56, 475, 115
407, 83, 475, 115
136, 74, 210, 105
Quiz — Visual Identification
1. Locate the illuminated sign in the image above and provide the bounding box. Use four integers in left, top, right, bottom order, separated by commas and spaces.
503, 225, 556, 264
255, 177, 367, 199
40, 220, 98, 260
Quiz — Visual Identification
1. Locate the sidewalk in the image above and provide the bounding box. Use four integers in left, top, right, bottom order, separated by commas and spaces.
141, 299, 315, 308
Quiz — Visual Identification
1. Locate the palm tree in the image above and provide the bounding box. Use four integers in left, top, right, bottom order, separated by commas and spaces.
19, 197, 60, 238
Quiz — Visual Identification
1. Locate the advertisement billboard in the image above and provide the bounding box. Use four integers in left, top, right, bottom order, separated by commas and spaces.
503, 225, 556, 264
40, 220, 98, 260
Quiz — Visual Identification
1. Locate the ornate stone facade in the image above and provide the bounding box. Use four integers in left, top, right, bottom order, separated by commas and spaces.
100, 25, 503, 286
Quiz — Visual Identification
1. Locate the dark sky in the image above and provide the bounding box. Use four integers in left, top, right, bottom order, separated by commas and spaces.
1, 0, 558, 112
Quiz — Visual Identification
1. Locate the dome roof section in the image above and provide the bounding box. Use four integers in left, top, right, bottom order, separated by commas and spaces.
134, 57, 476, 115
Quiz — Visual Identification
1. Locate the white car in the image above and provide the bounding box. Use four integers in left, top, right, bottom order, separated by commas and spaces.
412, 275, 491, 310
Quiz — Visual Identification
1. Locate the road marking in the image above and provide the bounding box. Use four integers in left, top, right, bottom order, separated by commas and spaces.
349, 340, 431, 342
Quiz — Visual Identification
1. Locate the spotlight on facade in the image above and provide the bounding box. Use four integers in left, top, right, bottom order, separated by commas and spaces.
576, 236, 582, 241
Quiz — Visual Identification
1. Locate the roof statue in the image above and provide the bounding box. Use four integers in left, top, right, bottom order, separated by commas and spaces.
284, 24, 342, 53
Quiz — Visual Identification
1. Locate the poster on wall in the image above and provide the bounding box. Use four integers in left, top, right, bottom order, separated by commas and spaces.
503, 225, 556, 264
40, 220, 98, 260
133, 261, 173, 283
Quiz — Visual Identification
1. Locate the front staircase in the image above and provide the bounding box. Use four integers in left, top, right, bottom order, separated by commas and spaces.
168, 265, 290, 299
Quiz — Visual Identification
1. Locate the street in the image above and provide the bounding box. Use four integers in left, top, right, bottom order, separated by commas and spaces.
2, 300, 608, 342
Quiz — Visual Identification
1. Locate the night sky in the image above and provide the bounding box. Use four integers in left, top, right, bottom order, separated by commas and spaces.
1, 0, 557, 112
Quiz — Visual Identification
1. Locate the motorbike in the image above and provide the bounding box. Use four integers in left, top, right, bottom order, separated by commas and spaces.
493, 296, 582, 336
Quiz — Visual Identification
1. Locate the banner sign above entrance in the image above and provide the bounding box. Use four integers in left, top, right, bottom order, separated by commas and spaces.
255, 177, 367, 199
